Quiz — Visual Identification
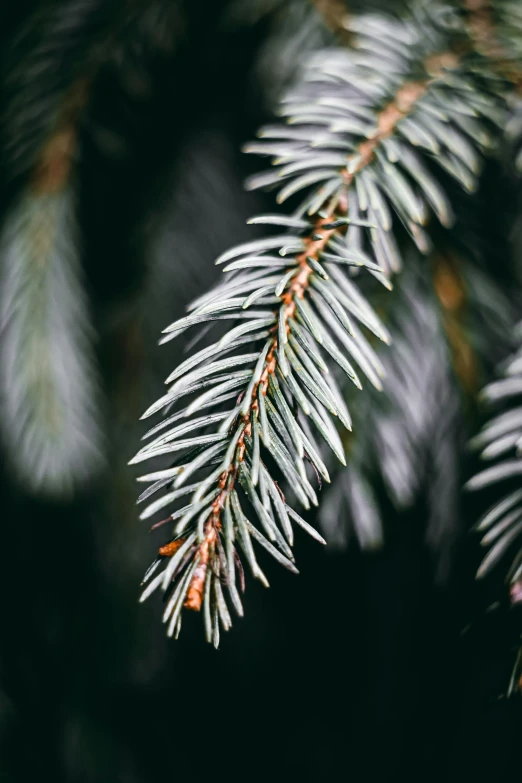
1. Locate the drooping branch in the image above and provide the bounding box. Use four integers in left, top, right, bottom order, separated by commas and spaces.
0, 0, 130, 494
172, 54, 480, 614
133, 6, 508, 644
0, 79, 104, 495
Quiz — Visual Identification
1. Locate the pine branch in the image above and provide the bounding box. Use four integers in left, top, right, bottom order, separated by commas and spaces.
133, 4, 508, 643
0, 0, 116, 494
0, 84, 103, 494
2, 0, 112, 179
465, 317, 522, 697
466, 322, 522, 584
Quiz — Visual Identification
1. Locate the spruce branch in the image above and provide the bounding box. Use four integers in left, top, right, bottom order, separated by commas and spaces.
0, 1, 124, 498
466, 322, 522, 584
0, 0, 134, 494
0, 83, 103, 494
466, 317, 522, 697
2, 0, 112, 178
133, 4, 508, 643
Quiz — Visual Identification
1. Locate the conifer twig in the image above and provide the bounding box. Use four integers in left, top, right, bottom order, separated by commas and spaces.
0, 74, 103, 494
134, 4, 508, 643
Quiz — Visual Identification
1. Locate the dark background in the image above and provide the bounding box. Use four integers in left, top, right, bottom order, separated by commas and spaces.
0, 1, 521, 781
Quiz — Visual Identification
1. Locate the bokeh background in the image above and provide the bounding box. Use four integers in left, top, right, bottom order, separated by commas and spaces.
0, 1, 521, 781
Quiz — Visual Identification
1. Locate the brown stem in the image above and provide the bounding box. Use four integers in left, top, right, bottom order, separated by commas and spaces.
344, 53, 460, 185
432, 254, 477, 394
463, 0, 522, 88
31, 80, 89, 196
310, 0, 353, 45
464, 0, 505, 58
184, 522, 217, 610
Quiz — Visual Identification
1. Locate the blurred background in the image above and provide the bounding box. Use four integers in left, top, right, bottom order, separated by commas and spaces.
0, 1, 521, 781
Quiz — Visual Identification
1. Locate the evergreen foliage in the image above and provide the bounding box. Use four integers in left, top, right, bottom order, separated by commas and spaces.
130, 0, 522, 650
1, 0, 522, 680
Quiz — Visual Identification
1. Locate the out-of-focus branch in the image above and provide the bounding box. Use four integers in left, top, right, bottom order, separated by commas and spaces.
0, 78, 104, 495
